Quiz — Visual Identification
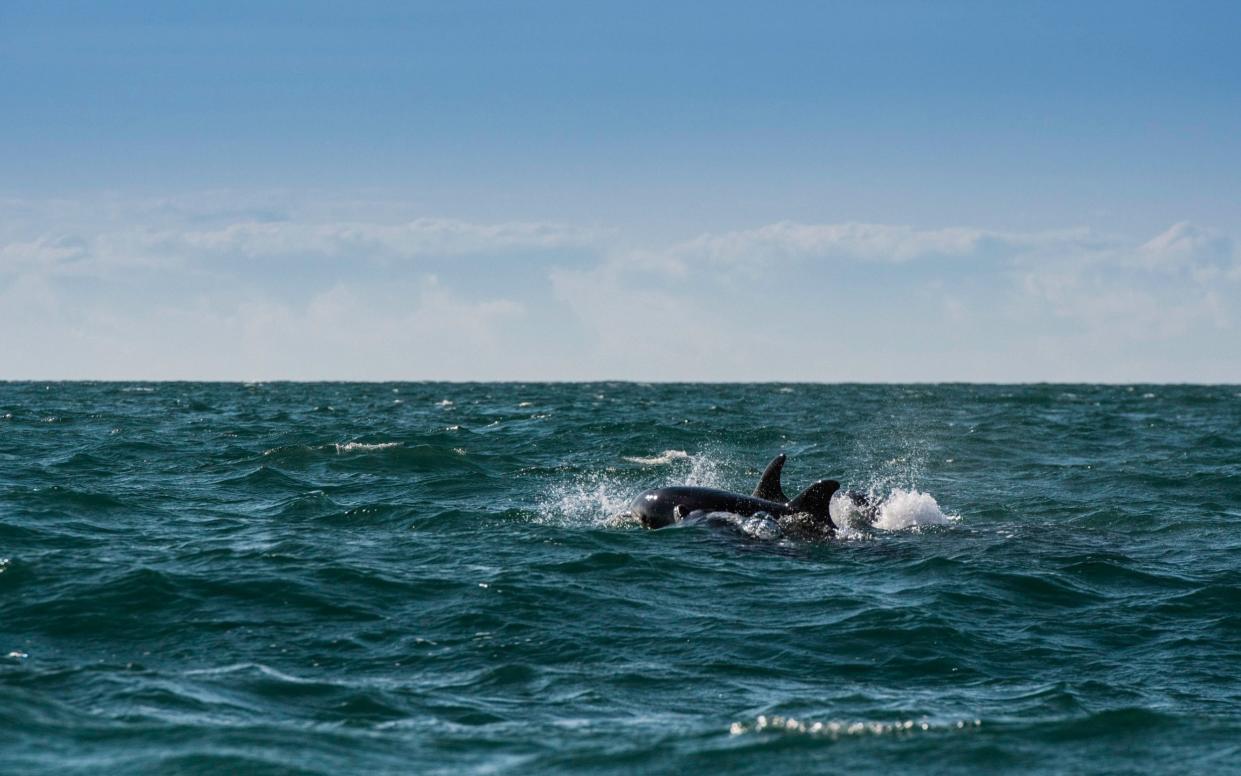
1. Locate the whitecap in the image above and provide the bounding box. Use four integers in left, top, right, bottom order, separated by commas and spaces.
730, 714, 980, 738
623, 450, 690, 465
333, 442, 401, 453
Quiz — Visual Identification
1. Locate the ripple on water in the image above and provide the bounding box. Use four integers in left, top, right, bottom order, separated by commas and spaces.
2, 383, 1240, 773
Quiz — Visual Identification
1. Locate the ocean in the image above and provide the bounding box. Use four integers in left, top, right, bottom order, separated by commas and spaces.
2, 382, 1240, 774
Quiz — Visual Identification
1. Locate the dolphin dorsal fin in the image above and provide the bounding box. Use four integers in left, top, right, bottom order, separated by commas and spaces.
788, 479, 841, 529
752, 453, 788, 502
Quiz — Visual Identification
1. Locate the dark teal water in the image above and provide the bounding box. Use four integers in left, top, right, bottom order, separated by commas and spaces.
2, 383, 1240, 774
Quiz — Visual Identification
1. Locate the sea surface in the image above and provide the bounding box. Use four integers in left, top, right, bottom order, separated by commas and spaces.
2, 382, 1240, 774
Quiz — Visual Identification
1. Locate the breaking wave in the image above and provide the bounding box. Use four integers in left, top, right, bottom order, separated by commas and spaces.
332, 441, 401, 453
730, 714, 982, 738
623, 449, 690, 465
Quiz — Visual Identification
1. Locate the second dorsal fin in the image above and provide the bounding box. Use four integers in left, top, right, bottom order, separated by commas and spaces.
788, 479, 840, 528
752, 453, 788, 502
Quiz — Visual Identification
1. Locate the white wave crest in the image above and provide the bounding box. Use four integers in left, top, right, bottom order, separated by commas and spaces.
620, 450, 722, 487
333, 442, 401, 453
730, 715, 981, 738
623, 449, 690, 465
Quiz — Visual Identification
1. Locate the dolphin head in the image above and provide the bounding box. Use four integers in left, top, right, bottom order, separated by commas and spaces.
628, 488, 681, 529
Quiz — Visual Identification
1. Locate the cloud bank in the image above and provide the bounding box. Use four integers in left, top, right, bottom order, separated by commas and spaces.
2, 195, 1237, 381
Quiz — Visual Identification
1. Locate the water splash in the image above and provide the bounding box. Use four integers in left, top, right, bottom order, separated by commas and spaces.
536, 469, 637, 527
831, 487, 954, 537
537, 451, 727, 526
681, 451, 724, 487
684, 511, 784, 541
874, 488, 953, 530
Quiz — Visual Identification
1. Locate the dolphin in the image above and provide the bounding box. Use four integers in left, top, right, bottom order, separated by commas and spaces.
627, 453, 841, 532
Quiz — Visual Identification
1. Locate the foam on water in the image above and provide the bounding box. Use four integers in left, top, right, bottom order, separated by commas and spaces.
262, 441, 403, 456
730, 715, 982, 738
333, 441, 401, 453
623, 449, 690, 465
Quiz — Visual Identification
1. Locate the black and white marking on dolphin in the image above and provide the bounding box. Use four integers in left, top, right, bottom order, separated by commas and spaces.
628, 453, 840, 531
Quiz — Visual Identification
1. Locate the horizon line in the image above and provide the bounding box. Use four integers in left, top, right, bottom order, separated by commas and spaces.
2, 379, 1238, 387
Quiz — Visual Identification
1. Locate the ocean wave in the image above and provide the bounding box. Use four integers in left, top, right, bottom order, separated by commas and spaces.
623, 450, 690, 465
332, 442, 401, 454
262, 442, 402, 457
3, 382, 1240, 774
730, 715, 982, 738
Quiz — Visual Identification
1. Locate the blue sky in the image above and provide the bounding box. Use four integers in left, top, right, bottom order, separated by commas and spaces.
2, 1, 1239, 380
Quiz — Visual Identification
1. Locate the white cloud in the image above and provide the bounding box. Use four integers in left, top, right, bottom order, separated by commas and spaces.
615, 221, 1112, 277
552, 219, 1239, 380
0, 273, 529, 380
0, 219, 596, 279
1135, 221, 1237, 279
1, 193, 1237, 380
0, 236, 89, 273
144, 217, 596, 262
0, 194, 600, 280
